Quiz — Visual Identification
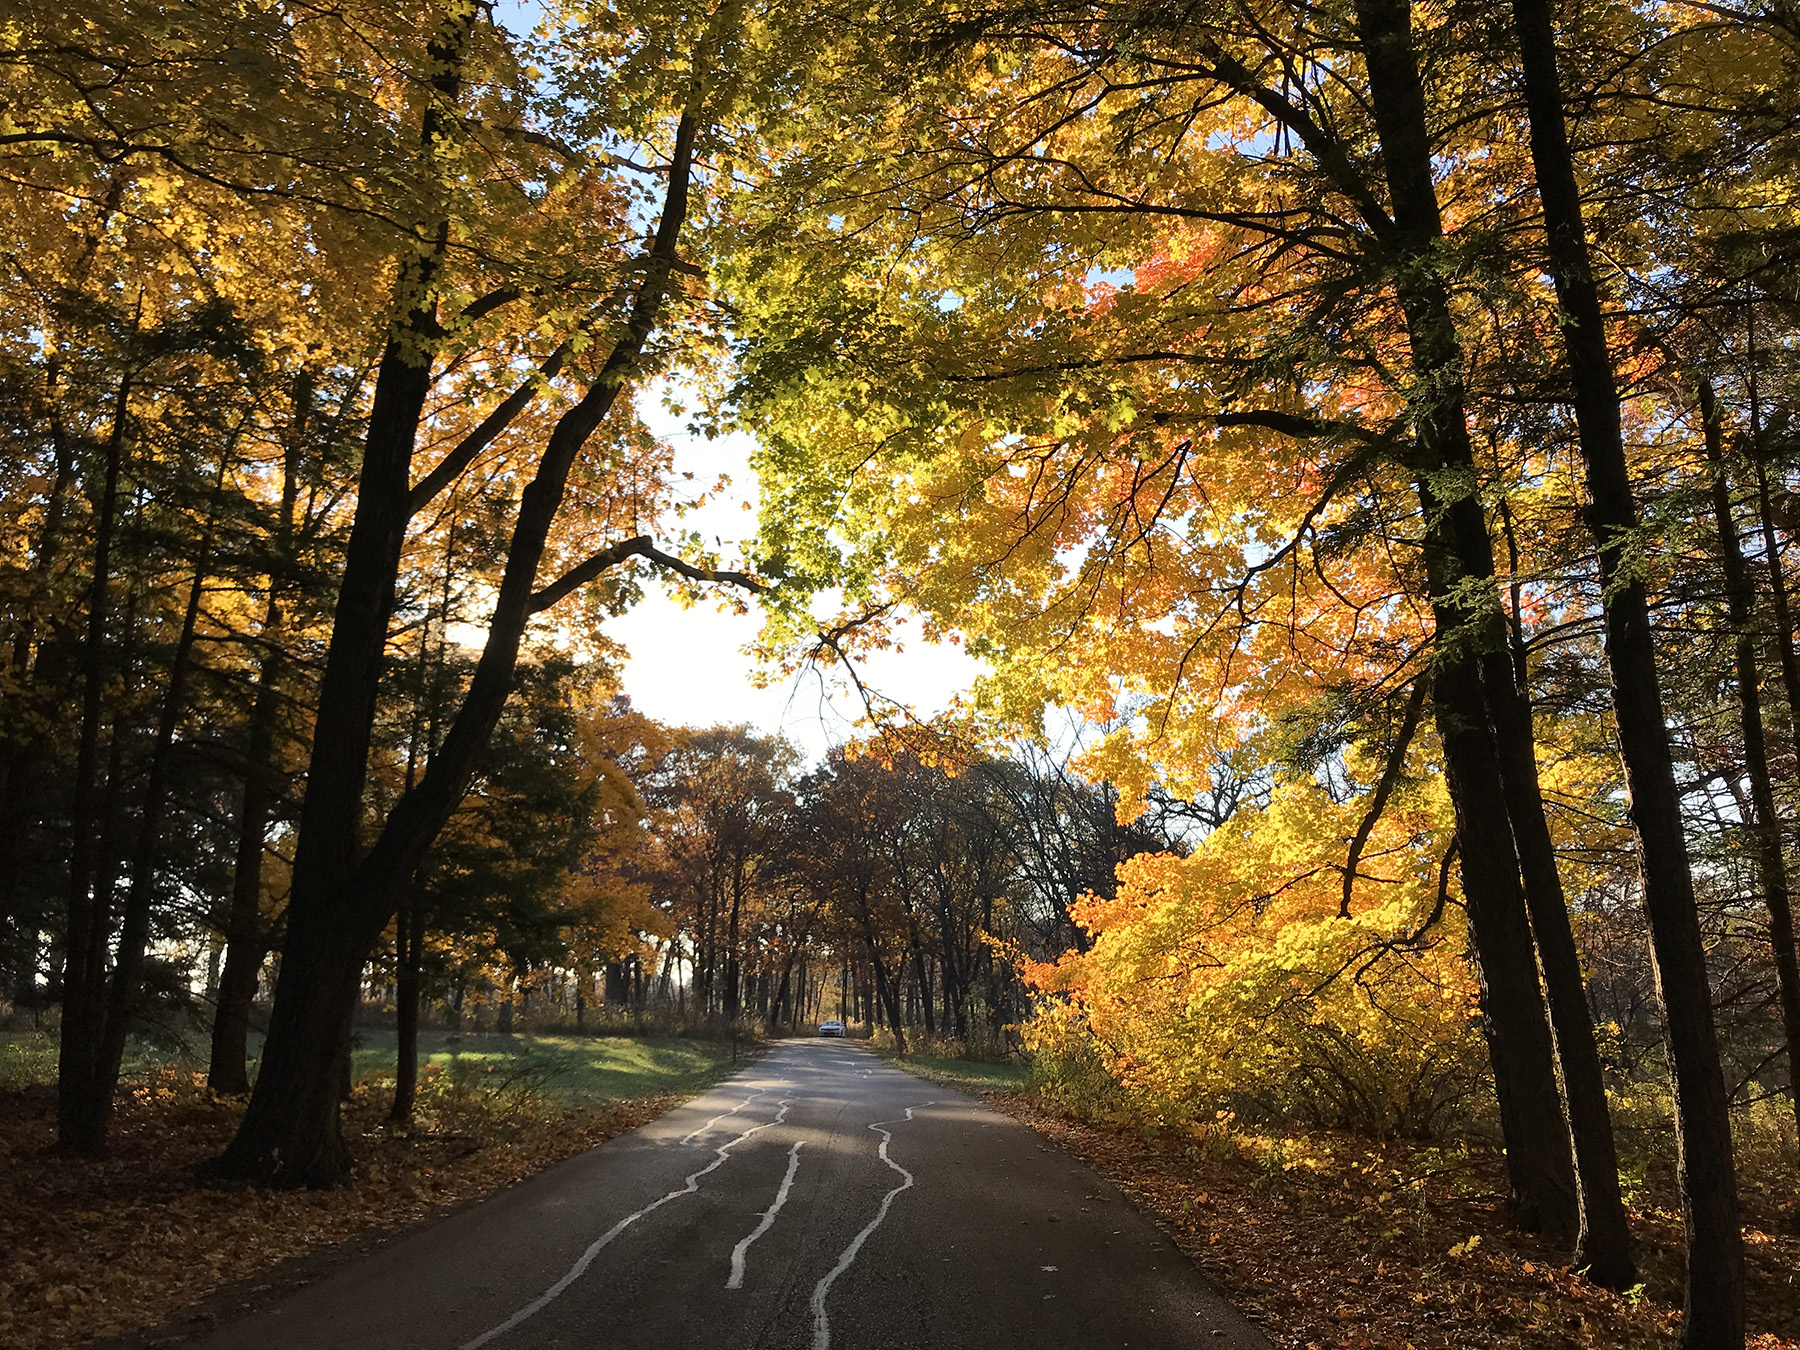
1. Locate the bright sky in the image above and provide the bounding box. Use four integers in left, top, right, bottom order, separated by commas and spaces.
607, 400, 985, 764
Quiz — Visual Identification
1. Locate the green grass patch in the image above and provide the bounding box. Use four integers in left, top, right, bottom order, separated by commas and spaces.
349, 1031, 746, 1105
4, 1028, 749, 1105
0, 1030, 58, 1091
888, 1051, 1030, 1093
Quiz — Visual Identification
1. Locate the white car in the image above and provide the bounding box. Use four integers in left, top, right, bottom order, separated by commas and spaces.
817, 1019, 846, 1037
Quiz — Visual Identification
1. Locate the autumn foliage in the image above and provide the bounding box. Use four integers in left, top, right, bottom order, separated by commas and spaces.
5, 0, 1800, 1344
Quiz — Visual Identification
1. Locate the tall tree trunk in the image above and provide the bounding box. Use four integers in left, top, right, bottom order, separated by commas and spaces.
860, 920, 906, 1052
209, 88, 703, 1186
1700, 380, 1800, 1140
203, 5, 472, 1183
724, 862, 743, 1023
1466, 422, 1637, 1281
1432, 642, 1580, 1237
1489, 465, 1635, 1281
77, 450, 230, 1147
390, 894, 425, 1124
1509, 0, 1744, 1338
210, 377, 307, 1095
771, 956, 794, 1033
0, 369, 79, 968
208, 639, 283, 1095
1752, 455, 1800, 736
1483, 642, 1636, 1283
57, 371, 131, 1155
1356, 0, 1582, 1244
908, 929, 935, 1038
937, 901, 966, 1038
1746, 321, 1800, 748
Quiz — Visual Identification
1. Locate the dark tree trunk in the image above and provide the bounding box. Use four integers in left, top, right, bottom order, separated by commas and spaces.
861, 923, 906, 1052
1509, 1, 1745, 1339
77, 454, 228, 1148
1700, 380, 1800, 1141
724, 864, 743, 1023
210, 14, 706, 1186
57, 372, 131, 1156
1486, 473, 1636, 1282
1431, 648, 1580, 1239
204, 7, 476, 1185
604, 960, 630, 1007
1751, 455, 1800, 747
935, 900, 967, 1037
212, 384, 306, 1094
0, 374, 78, 965
207, 640, 281, 1095
390, 894, 426, 1124
210, 97, 701, 1178
1355, 0, 1580, 1244
909, 936, 935, 1038
771, 956, 794, 1033
1483, 648, 1636, 1284
897, 873, 935, 1038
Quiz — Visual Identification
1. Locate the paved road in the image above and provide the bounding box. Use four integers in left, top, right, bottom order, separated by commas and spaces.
190, 1041, 1272, 1349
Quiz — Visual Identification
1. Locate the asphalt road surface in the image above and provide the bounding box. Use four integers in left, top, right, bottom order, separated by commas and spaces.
189, 1040, 1273, 1350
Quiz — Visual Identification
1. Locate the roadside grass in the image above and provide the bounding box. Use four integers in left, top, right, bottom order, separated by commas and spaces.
4, 1026, 747, 1103
348, 1030, 745, 1105
883, 1049, 1030, 1094
0, 1031, 748, 1350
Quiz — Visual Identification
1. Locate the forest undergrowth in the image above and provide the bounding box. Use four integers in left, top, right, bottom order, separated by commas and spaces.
894, 1051, 1800, 1350
0, 1041, 741, 1350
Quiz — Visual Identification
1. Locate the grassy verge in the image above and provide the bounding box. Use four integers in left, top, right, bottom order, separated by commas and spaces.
881, 1049, 1031, 1094
0, 1033, 747, 1350
348, 1029, 749, 1102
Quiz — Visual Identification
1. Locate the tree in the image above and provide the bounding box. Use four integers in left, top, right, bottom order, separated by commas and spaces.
1507, 0, 1743, 1330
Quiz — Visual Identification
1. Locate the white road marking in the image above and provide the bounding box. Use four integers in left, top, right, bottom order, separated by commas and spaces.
679, 1087, 772, 1146
725, 1139, 805, 1289
460, 1099, 794, 1349
809, 1101, 935, 1350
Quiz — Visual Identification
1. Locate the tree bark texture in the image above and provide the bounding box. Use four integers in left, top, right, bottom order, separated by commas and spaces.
390, 895, 425, 1124
1357, 0, 1589, 1245
1509, 0, 1744, 1338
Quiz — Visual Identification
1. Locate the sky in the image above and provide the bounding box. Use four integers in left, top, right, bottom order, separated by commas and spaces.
605, 402, 985, 764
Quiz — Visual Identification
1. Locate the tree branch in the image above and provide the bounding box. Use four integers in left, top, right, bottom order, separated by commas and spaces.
527, 535, 763, 614
406, 341, 571, 516
1340, 675, 1430, 917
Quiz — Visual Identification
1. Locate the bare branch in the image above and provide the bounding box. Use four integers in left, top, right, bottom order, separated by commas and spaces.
528, 535, 763, 614
406, 341, 571, 516
1340, 676, 1430, 917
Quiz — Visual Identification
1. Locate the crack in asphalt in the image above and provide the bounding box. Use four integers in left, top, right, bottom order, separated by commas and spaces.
459, 1097, 795, 1350
726, 1138, 806, 1290
808, 1100, 936, 1350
